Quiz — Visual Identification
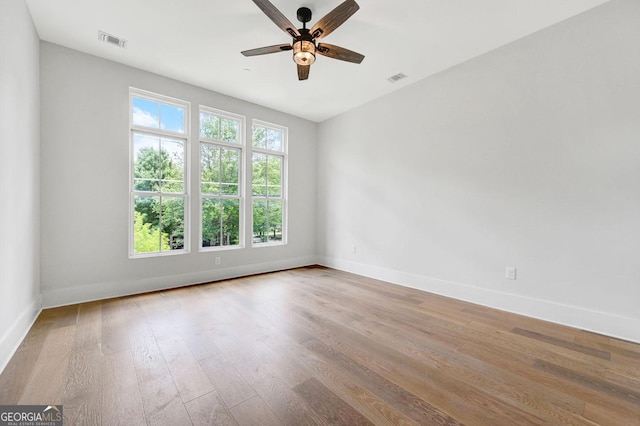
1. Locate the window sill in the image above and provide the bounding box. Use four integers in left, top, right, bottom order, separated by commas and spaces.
252, 241, 287, 248
129, 249, 189, 259
199, 245, 244, 253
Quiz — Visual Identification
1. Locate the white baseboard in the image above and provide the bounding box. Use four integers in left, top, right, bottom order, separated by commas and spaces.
42, 256, 318, 308
0, 298, 42, 375
319, 256, 640, 344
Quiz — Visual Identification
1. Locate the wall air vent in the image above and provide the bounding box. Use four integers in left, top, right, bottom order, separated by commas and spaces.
387, 73, 407, 83
98, 31, 127, 48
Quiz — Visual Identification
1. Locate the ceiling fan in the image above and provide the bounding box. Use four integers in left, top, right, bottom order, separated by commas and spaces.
241, 0, 365, 81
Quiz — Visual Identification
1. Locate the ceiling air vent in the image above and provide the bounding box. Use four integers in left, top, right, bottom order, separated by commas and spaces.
387, 73, 407, 83
98, 31, 127, 48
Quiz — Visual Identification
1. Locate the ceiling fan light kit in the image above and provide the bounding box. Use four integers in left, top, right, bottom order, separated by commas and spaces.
293, 39, 315, 66
241, 0, 365, 80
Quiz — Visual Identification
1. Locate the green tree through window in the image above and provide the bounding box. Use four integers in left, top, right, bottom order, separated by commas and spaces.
200, 108, 243, 249
130, 89, 188, 256
252, 121, 286, 245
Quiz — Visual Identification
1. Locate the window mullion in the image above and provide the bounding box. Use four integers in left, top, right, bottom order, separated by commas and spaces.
264, 154, 269, 198
158, 194, 163, 251
219, 200, 224, 247
218, 146, 223, 198
218, 147, 223, 246
266, 199, 270, 243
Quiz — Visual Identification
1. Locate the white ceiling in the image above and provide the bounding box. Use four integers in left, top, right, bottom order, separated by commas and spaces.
25, 0, 610, 122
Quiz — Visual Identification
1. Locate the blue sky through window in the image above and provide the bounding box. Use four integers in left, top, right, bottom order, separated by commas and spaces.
133, 97, 184, 133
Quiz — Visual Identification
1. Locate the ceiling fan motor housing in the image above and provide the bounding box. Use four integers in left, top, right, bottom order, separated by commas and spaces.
297, 7, 312, 24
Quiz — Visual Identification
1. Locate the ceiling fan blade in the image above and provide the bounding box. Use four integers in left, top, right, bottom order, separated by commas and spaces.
242, 44, 292, 56
316, 43, 364, 64
310, 0, 359, 40
251, 0, 300, 38
297, 64, 310, 81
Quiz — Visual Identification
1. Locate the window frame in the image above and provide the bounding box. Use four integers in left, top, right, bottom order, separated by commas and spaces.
251, 119, 288, 247
198, 106, 246, 251
129, 88, 191, 258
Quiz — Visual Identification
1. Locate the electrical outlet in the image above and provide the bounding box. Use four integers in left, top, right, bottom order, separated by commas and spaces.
505, 266, 516, 280
215, 257, 221, 265
352, 245, 357, 254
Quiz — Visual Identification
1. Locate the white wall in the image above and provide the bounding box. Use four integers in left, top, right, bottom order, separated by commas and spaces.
40, 42, 317, 307
317, 0, 640, 343
0, 0, 41, 371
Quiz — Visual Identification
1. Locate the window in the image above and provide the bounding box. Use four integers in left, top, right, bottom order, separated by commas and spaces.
200, 107, 244, 249
130, 89, 189, 257
252, 121, 287, 245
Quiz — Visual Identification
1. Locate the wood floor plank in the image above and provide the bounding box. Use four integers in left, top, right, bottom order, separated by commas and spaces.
100, 299, 129, 356
258, 318, 410, 426
17, 324, 75, 405
185, 390, 238, 426
279, 297, 548, 425
584, 401, 640, 426
155, 332, 214, 403
234, 354, 324, 426
574, 335, 640, 364
62, 344, 101, 425
180, 326, 223, 361
414, 308, 634, 382
342, 310, 593, 424
199, 352, 257, 408
460, 339, 640, 423
227, 287, 439, 425
458, 322, 640, 391
282, 327, 429, 425
303, 338, 462, 425
101, 349, 146, 426
0, 318, 51, 404
512, 327, 612, 360
127, 309, 191, 425
218, 287, 318, 389
533, 359, 640, 406
1, 266, 638, 426
73, 301, 102, 350
38, 305, 79, 329
293, 377, 374, 426
230, 395, 283, 426
64, 304, 103, 424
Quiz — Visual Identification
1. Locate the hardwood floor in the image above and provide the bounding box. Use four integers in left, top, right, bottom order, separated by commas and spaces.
1, 266, 639, 425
